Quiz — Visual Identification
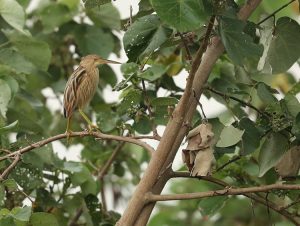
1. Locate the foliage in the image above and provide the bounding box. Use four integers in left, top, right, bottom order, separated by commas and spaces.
0, 0, 299, 225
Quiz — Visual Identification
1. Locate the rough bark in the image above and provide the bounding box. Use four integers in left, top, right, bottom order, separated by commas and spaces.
116, 1, 263, 225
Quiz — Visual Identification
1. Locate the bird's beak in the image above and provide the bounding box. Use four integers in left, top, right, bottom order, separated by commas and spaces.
97, 58, 121, 65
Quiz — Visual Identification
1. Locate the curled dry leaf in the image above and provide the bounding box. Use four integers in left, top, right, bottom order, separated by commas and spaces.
275, 145, 300, 179
182, 123, 216, 176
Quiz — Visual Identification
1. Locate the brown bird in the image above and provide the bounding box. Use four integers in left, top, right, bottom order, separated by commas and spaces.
63, 54, 120, 135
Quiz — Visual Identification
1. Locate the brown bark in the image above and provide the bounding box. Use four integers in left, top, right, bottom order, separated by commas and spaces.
116, 1, 263, 225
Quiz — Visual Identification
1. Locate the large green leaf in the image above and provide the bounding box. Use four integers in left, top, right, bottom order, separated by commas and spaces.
87, 3, 121, 30
256, 82, 277, 104
219, 16, 263, 66
0, 78, 11, 118
0, 0, 25, 33
11, 206, 31, 221
199, 196, 228, 216
0, 48, 36, 74
39, 3, 74, 32
0, 120, 18, 134
151, 0, 207, 32
3, 31, 51, 70
151, 97, 178, 106
74, 25, 114, 58
123, 14, 172, 62
138, 64, 167, 81
267, 17, 300, 74
216, 125, 244, 147
258, 132, 289, 177
239, 118, 262, 155
30, 212, 59, 226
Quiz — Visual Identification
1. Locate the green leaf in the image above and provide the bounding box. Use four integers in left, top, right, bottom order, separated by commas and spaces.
84, 0, 110, 8
0, 0, 25, 33
123, 14, 172, 62
118, 88, 142, 113
63, 161, 84, 173
39, 3, 74, 32
284, 94, 300, 117
133, 115, 152, 134
0, 78, 11, 118
58, 0, 80, 10
3, 31, 51, 70
219, 16, 263, 66
2, 178, 18, 191
75, 25, 114, 58
121, 63, 139, 75
11, 206, 31, 221
30, 212, 59, 226
96, 110, 119, 132
292, 113, 300, 140
267, 17, 300, 74
199, 196, 228, 216
0, 48, 36, 74
216, 125, 244, 147
258, 132, 289, 177
151, 0, 207, 32
138, 64, 167, 81
256, 82, 277, 104
87, 3, 121, 30
0, 120, 18, 133
99, 65, 117, 87
151, 97, 178, 106
239, 118, 262, 155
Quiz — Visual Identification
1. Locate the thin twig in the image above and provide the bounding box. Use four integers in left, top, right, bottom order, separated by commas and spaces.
100, 178, 107, 212
178, 32, 192, 61
129, 5, 133, 26
141, 79, 159, 138
97, 142, 125, 181
68, 207, 83, 226
257, 0, 296, 25
0, 131, 154, 162
193, 89, 207, 120
281, 197, 300, 210
206, 86, 266, 116
216, 155, 241, 172
0, 154, 21, 181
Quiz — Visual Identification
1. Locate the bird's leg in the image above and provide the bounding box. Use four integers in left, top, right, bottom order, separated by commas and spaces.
65, 117, 73, 144
78, 108, 99, 131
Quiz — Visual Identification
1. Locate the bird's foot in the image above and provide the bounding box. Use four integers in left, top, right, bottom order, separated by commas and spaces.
65, 129, 73, 144
87, 123, 100, 133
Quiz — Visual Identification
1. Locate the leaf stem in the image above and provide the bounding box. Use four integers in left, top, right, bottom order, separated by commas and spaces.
257, 0, 296, 25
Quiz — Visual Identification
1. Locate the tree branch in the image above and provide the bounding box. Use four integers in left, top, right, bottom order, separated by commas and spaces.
205, 86, 265, 116
0, 154, 20, 181
118, 1, 263, 225
146, 184, 300, 202
97, 142, 125, 181
0, 131, 154, 162
170, 171, 300, 225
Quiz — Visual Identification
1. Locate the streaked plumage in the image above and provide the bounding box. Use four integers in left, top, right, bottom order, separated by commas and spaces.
63, 54, 120, 133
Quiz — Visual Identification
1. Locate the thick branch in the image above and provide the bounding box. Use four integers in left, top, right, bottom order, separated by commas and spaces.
0, 131, 153, 162
119, 1, 263, 225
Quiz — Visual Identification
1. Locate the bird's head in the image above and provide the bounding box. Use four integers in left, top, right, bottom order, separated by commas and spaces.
81, 54, 121, 67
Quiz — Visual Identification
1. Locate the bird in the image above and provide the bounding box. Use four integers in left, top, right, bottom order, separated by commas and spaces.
63, 54, 121, 137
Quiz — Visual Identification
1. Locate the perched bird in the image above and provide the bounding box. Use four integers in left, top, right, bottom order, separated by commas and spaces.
63, 54, 120, 135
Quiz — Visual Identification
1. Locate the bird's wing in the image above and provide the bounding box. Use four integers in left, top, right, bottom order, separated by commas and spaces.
63, 66, 87, 117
